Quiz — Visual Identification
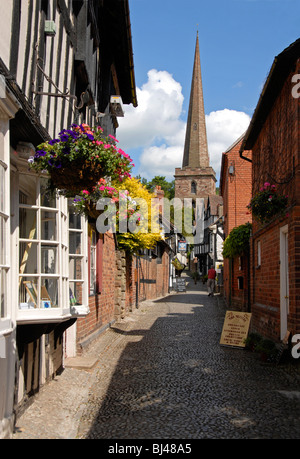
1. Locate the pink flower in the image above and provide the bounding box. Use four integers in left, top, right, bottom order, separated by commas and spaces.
264, 182, 270, 188
109, 134, 119, 143
82, 190, 90, 195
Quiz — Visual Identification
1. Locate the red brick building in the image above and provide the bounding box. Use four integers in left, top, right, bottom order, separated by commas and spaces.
220, 135, 252, 311
75, 233, 171, 354
240, 38, 300, 341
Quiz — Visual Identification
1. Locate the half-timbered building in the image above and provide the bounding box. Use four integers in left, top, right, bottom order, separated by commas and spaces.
0, 0, 137, 438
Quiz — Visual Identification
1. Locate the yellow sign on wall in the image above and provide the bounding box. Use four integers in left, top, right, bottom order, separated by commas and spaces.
220, 311, 252, 348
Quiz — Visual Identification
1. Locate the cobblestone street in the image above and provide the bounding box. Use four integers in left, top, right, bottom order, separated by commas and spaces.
13, 274, 300, 440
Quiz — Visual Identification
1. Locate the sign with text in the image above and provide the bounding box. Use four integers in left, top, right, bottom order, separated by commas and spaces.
176, 278, 186, 292
220, 311, 252, 348
178, 241, 187, 252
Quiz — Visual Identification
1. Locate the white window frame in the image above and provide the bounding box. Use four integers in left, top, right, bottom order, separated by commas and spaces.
89, 226, 97, 296
17, 174, 89, 323
68, 204, 89, 317
0, 86, 21, 348
0, 158, 11, 334
257, 240, 261, 268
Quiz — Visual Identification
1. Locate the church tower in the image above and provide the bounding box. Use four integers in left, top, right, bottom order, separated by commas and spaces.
175, 32, 216, 201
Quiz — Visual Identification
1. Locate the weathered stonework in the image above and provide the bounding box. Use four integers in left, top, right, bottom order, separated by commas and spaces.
174, 166, 216, 200
175, 33, 216, 202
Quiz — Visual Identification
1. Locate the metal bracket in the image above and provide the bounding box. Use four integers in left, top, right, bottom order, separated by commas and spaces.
31, 43, 87, 111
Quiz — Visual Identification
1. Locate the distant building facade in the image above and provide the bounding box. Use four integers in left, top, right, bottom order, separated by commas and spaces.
220, 135, 252, 311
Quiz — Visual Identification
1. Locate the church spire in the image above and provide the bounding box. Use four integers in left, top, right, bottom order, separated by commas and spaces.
182, 32, 209, 169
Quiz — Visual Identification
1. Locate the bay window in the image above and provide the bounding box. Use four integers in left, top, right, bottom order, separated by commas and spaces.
17, 175, 88, 322
69, 207, 88, 313
0, 160, 9, 324
89, 227, 97, 295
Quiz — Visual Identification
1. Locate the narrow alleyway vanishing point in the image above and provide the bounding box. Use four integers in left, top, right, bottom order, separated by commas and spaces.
13, 273, 300, 440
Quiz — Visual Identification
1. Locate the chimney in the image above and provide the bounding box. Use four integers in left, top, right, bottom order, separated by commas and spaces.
155, 185, 165, 216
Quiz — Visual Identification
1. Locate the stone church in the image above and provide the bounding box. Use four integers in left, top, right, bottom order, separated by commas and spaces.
175, 32, 216, 202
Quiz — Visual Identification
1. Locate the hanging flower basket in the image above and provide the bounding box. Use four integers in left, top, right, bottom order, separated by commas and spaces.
72, 177, 162, 253
28, 124, 134, 195
247, 182, 288, 225
73, 179, 119, 220
50, 158, 104, 194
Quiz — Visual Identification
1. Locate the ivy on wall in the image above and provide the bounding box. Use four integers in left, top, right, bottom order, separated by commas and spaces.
222, 223, 252, 259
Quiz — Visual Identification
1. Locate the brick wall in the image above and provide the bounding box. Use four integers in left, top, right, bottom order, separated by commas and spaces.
76, 236, 170, 351
76, 233, 117, 350
249, 61, 300, 341
135, 247, 170, 304
220, 137, 252, 311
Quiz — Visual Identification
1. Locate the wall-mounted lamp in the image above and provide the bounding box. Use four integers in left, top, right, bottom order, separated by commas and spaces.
229, 165, 235, 175
110, 96, 124, 117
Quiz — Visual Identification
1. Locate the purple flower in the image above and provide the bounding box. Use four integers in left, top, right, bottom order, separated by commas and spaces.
48, 158, 55, 166
85, 133, 94, 141
59, 134, 69, 142
35, 150, 47, 158
49, 139, 60, 145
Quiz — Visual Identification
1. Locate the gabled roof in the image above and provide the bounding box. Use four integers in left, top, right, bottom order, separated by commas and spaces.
240, 38, 300, 153
207, 195, 223, 215
220, 134, 245, 194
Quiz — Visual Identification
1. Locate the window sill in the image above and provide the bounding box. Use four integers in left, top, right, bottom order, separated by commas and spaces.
71, 305, 90, 317
17, 304, 90, 324
17, 308, 73, 325
0, 318, 13, 337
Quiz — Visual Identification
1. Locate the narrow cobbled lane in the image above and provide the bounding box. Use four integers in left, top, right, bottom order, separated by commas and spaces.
77, 275, 300, 440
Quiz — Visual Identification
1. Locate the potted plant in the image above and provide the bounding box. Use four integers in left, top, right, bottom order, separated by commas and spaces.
247, 182, 288, 225
244, 332, 263, 352
256, 338, 278, 362
29, 124, 133, 195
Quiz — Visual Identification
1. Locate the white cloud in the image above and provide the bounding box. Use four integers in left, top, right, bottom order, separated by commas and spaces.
117, 69, 185, 151
117, 70, 251, 183
206, 109, 251, 179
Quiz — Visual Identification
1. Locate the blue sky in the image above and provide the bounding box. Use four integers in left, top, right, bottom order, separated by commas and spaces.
117, 0, 300, 183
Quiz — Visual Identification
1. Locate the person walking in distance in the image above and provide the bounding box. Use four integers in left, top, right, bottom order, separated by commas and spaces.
207, 267, 216, 296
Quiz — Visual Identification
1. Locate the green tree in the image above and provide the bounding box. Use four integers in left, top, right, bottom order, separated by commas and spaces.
145, 176, 175, 200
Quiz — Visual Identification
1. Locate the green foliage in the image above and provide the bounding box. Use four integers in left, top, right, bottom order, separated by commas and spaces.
141, 175, 175, 200
29, 124, 133, 193
222, 223, 252, 259
114, 177, 162, 253
247, 182, 288, 224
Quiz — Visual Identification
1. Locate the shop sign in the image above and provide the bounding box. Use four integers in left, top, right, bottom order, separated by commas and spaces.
220, 311, 252, 348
